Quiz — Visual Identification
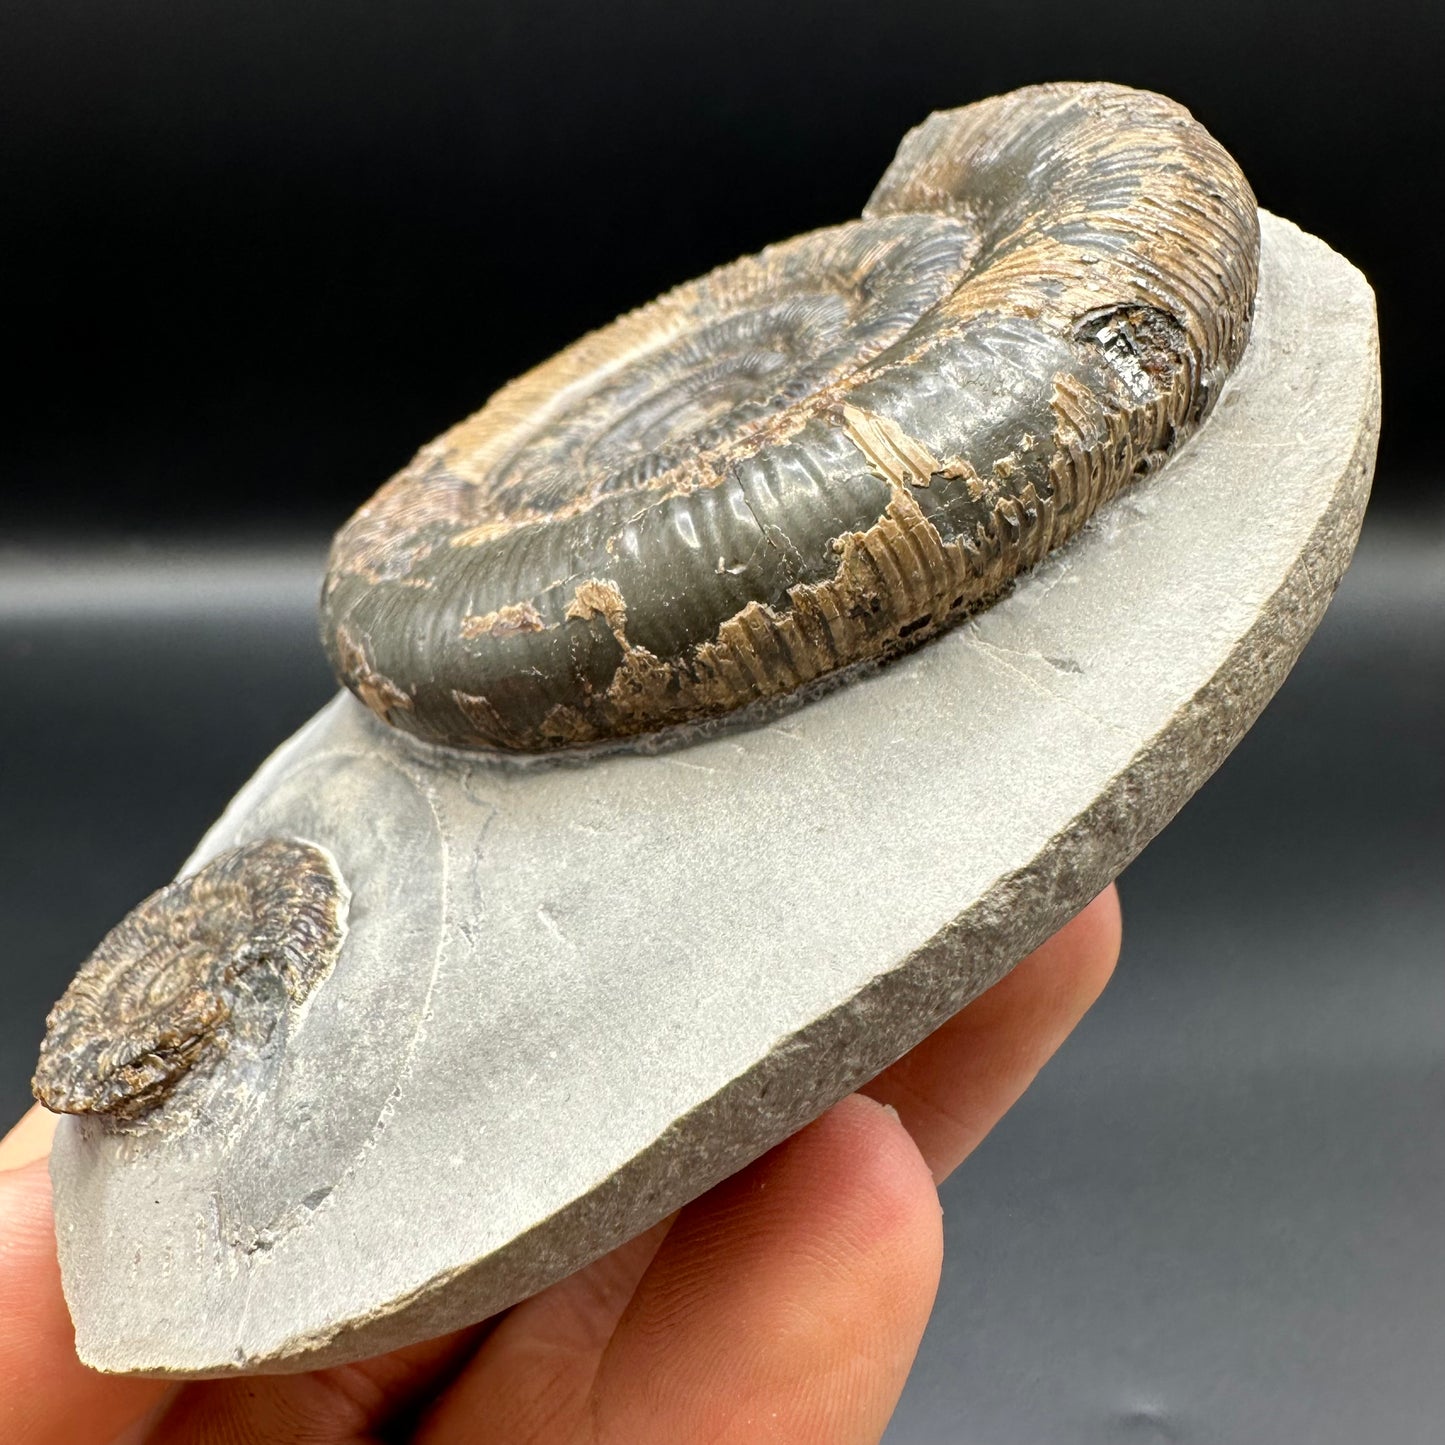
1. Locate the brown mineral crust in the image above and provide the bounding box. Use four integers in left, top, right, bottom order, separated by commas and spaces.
33, 839, 349, 1121
320, 82, 1260, 751
334, 624, 413, 726
564, 579, 629, 643
460, 602, 546, 640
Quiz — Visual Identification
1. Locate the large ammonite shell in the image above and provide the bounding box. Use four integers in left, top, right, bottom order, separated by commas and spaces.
33, 839, 348, 1120
323, 82, 1259, 753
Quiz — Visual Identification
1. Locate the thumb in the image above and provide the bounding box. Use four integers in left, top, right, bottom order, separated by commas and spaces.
0, 1113, 169, 1445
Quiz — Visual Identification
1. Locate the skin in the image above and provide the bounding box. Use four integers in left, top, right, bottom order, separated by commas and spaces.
0, 886, 1120, 1445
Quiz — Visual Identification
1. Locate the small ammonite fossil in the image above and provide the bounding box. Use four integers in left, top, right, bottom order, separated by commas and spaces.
33, 839, 348, 1121
321, 81, 1259, 753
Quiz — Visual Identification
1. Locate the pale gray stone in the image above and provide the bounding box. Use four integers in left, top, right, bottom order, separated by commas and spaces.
49, 212, 1379, 1376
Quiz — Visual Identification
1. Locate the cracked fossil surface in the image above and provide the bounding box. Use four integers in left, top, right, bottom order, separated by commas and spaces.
34, 84, 1377, 1378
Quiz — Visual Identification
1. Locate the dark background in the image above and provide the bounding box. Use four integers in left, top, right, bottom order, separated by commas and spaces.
2, 0, 1441, 535
3, 4, 1442, 1441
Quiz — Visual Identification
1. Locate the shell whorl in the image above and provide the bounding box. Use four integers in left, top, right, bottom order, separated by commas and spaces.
33, 839, 348, 1120
322, 81, 1260, 752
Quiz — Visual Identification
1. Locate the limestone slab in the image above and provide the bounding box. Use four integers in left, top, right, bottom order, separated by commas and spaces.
50, 213, 1379, 1376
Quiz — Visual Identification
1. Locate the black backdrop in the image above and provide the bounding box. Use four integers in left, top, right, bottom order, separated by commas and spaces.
3, 0, 1437, 535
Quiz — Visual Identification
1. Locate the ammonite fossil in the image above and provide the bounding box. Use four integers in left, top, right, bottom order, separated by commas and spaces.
33, 839, 348, 1120
323, 81, 1259, 752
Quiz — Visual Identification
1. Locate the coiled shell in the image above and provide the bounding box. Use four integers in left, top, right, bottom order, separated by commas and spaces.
322, 82, 1260, 752
33, 839, 348, 1120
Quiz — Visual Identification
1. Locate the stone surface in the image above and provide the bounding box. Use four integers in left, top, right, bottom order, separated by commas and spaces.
49, 212, 1378, 1376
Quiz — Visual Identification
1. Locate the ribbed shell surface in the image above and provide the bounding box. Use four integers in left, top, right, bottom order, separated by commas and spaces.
322, 82, 1260, 751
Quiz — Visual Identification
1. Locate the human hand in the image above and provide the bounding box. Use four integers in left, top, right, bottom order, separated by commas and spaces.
0, 887, 1119, 1445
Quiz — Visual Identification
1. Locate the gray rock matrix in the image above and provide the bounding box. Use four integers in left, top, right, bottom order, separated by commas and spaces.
50, 213, 1379, 1376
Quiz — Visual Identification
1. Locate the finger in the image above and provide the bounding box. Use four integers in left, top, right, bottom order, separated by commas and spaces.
863, 883, 1122, 1181
146, 1219, 673, 1444
421, 1093, 942, 1445
148, 1228, 669, 1444
0, 1156, 169, 1445
410, 1217, 673, 1445
0, 1114, 486, 1445
0, 1105, 59, 1170
138, 1323, 491, 1444
594, 1094, 941, 1445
